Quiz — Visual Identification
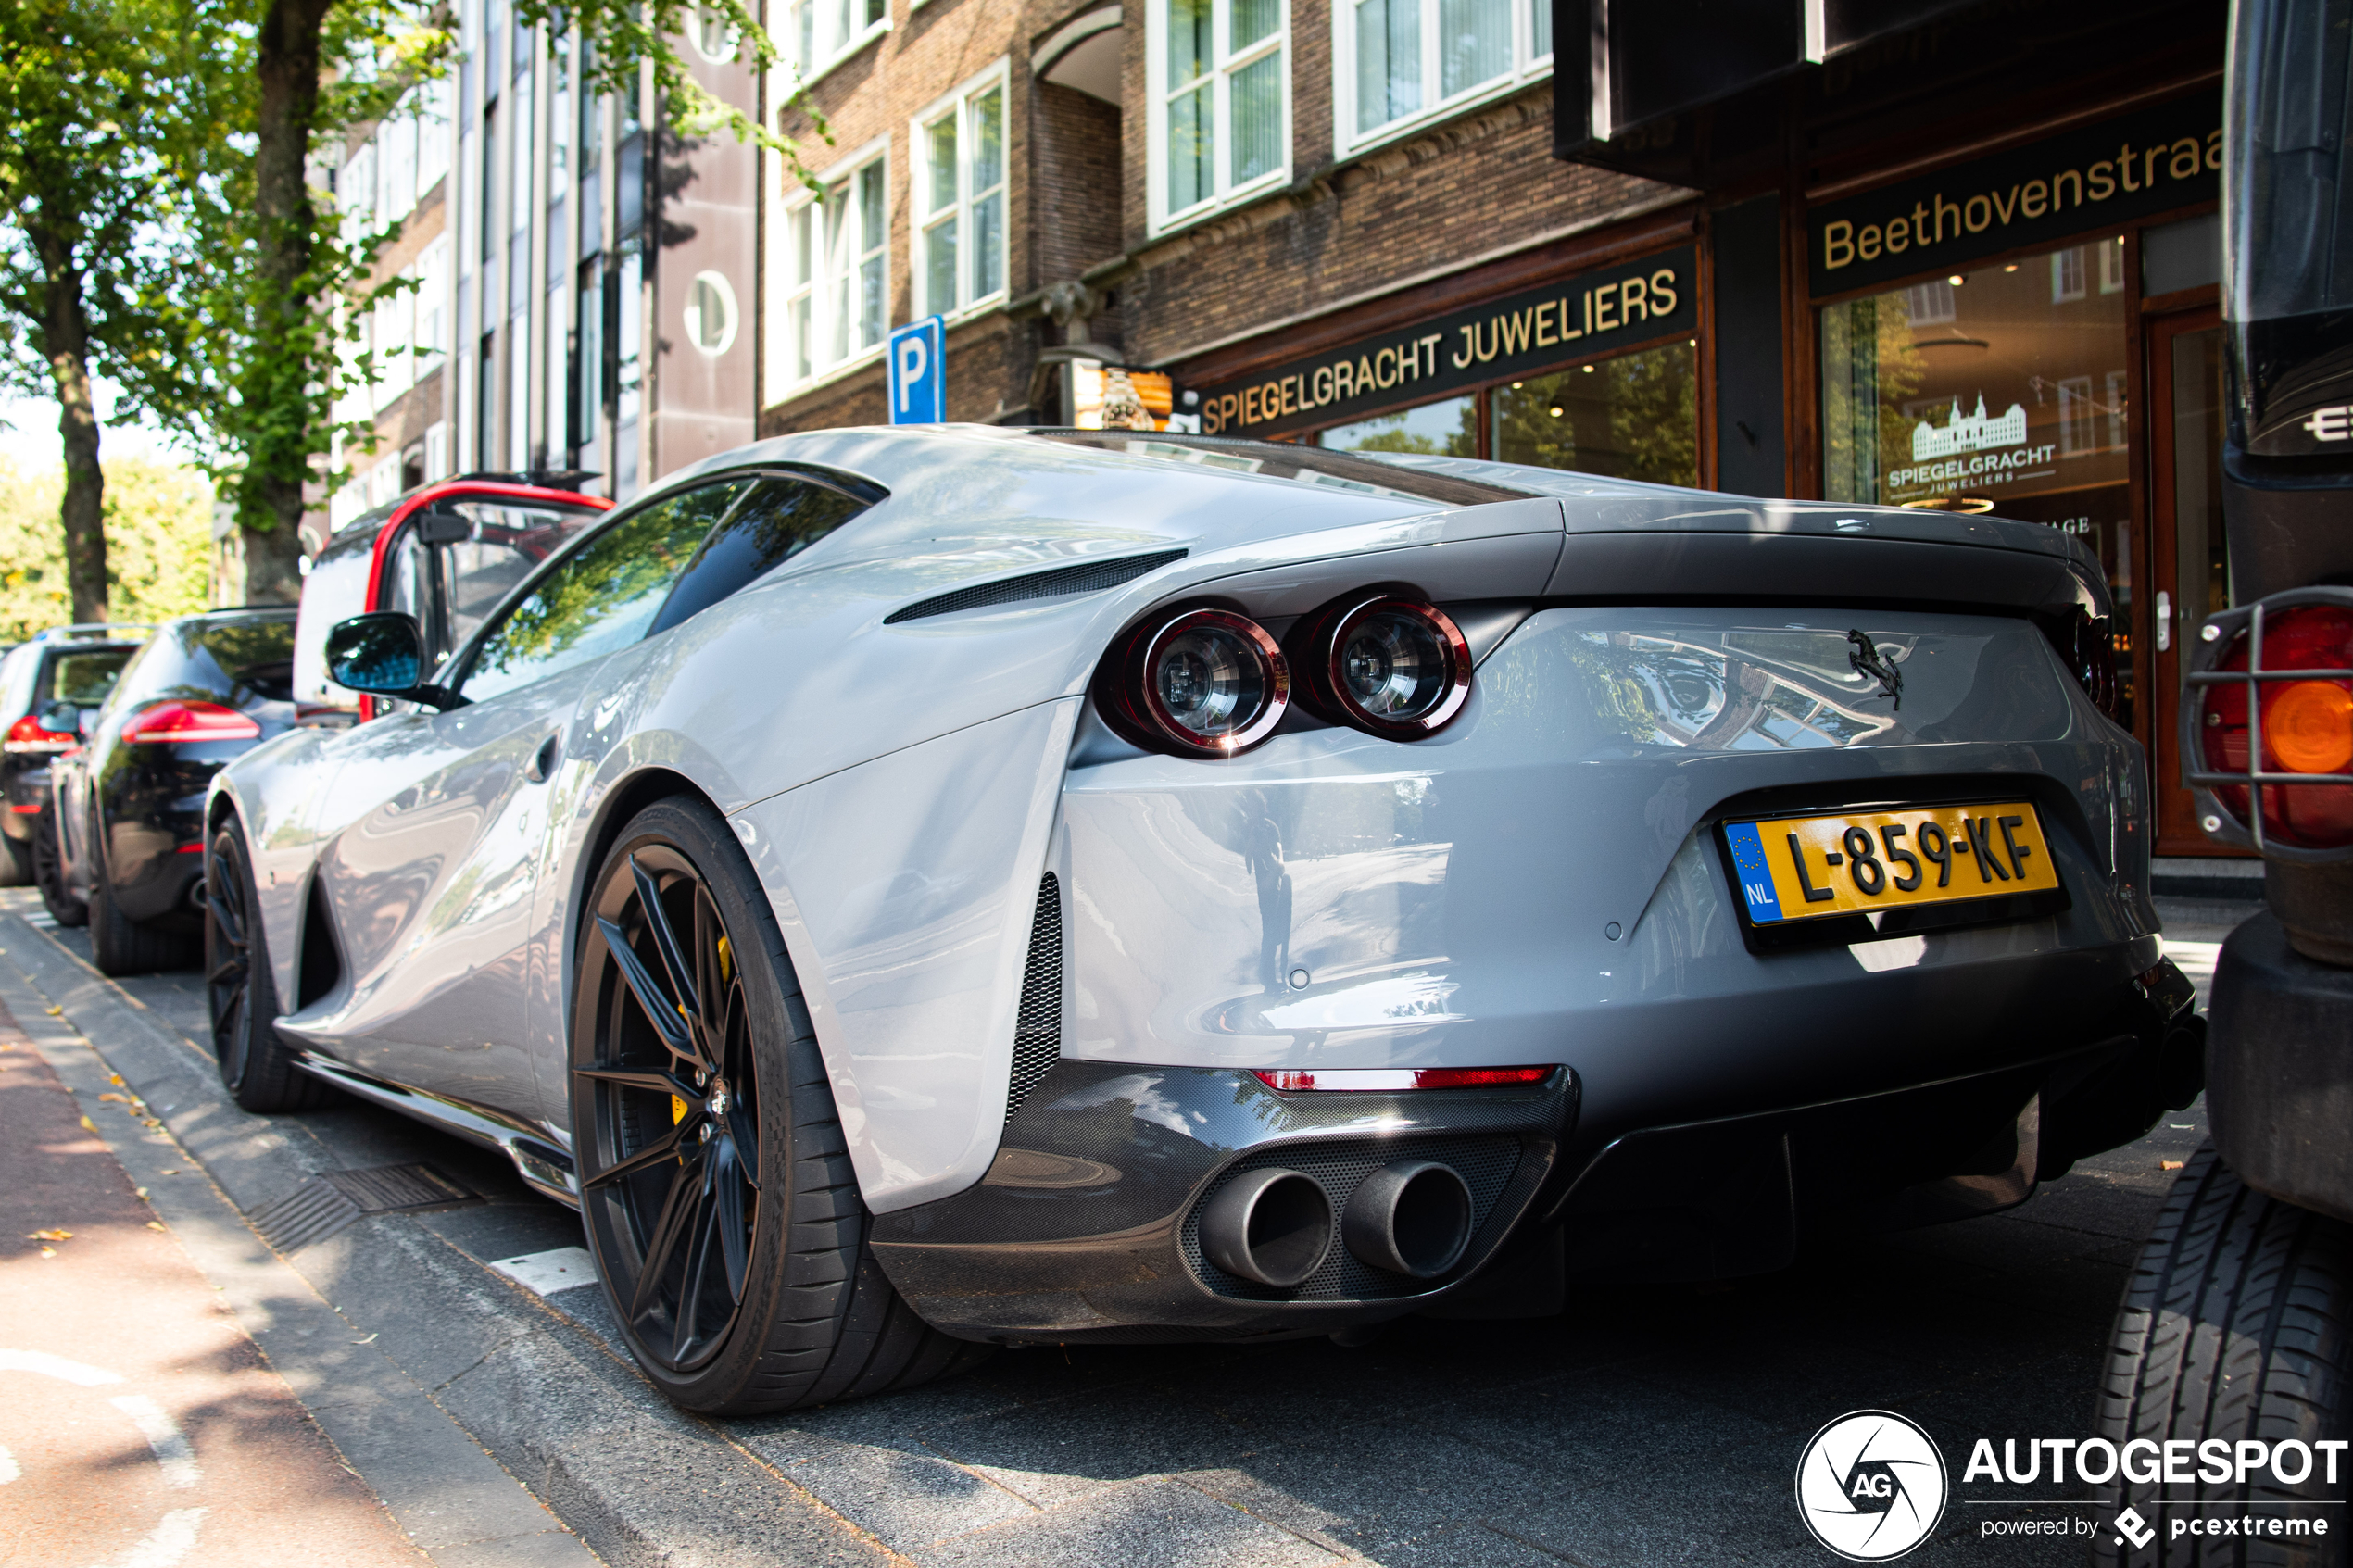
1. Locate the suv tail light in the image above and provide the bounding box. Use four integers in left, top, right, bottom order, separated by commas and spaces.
121, 700, 262, 745
4, 713, 76, 753
2186, 592, 2353, 854
2043, 607, 2125, 724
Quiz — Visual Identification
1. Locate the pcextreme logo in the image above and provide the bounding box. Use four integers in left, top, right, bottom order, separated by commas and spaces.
1796, 1411, 1949, 1561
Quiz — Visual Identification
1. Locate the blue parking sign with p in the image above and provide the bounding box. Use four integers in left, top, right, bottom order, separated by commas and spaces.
887, 317, 945, 423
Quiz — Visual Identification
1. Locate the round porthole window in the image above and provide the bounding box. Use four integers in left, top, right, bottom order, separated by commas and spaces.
692, 4, 739, 62
684, 271, 738, 356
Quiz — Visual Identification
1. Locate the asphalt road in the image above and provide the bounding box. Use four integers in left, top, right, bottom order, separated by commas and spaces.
0, 889, 2254, 1568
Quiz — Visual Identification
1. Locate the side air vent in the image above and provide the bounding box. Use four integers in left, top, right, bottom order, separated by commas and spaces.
885, 549, 1188, 625
1005, 874, 1063, 1122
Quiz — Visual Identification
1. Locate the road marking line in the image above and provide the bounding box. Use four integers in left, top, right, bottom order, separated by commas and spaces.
0, 1348, 124, 1386
491, 1246, 598, 1297
77, 1504, 206, 1568
108, 1395, 200, 1488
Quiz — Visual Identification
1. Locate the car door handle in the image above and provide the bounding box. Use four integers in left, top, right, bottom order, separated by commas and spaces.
526, 734, 560, 784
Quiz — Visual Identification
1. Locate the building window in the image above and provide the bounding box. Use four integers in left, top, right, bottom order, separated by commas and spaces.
912, 69, 1008, 320
771, 151, 887, 395
827, 159, 887, 362
1318, 395, 1476, 456
1152, 0, 1288, 229
779, 0, 887, 82
1341, 0, 1547, 153
685, 270, 739, 354
770, 197, 817, 398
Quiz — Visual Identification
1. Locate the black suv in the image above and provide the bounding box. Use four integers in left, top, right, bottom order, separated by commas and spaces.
0, 625, 148, 884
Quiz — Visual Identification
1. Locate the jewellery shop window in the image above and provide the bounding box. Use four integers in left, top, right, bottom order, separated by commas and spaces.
1818, 239, 2133, 717
1311, 338, 1699, 487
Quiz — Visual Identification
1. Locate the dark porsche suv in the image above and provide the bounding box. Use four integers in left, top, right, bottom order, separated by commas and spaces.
44, 608, 297, 973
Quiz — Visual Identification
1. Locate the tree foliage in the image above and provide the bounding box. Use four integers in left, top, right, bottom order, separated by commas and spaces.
195, 0, 824, 606
0, 0, 231, 620
0, 455, 215, 640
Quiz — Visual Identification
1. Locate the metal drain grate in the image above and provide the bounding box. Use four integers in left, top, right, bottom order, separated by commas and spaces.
251, 1163, 481, 1252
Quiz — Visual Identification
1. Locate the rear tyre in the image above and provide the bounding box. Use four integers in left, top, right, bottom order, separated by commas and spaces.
2090, 1145, 2351, 1565
0, 834, 31, 888
205, 818, 330, 1112
571, 797, 991, 1416
32, 807, 85, 928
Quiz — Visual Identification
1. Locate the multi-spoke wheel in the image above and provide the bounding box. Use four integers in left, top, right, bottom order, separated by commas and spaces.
206, 816, 328, 1112
572, 798, 990, 1414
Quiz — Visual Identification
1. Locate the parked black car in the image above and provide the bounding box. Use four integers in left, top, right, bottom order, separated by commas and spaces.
44, 608, 297, 973
1, 625, 147, 884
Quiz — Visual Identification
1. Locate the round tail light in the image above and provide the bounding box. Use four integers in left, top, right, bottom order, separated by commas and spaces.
1306, 596, 1472, 738
2190, 596, 2353, 853
1118, 608, 1290, 757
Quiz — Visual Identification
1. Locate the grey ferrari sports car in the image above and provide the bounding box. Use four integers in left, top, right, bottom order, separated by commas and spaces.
205, 427, 2197, 1414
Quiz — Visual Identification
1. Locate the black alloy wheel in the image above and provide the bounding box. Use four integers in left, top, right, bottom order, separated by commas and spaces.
205, 818, 325, 1112
576, 834, 766, 1375
572, 798, 989, 1414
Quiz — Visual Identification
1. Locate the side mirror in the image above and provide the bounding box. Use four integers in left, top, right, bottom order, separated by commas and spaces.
37, 700, 79, 736
325, 614, 466, 710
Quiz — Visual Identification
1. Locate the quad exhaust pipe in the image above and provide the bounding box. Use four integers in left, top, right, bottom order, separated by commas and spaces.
1201, 1168, 1333, 1287
1343, 1160, 1472, 1279
1199, 1158, 1475, 1288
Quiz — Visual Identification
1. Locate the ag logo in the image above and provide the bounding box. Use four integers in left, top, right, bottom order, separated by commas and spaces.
1795, 1410, 1949, 1561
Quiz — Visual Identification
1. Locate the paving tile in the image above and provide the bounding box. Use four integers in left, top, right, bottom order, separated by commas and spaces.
918, 1386, 1264, 1510
1488, 1462, 1811, 1568
1411, 1366, 1788, 1482
913, 1476, 1340, 1568
1182, 1421, 1567, 1558
748, 1428, 1038, 1552
428, 1529, 604, 1568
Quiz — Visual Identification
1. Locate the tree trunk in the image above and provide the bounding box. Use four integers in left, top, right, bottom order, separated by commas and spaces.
237, 0, 335, 606
32, 231, 106, 624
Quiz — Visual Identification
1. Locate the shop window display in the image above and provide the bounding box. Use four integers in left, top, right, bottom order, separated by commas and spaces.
1310, 340, 1697, 485
1494, 341, 1697, 487
1316, 394, 1476, 456
1820, 239, 2133, 715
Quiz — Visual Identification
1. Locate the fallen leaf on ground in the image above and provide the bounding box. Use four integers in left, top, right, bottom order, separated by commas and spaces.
38, 1247, 55, 1259
108, 1074, 121, 1085
158, 1168, 179, 1175
134, 1187, 148, 1198
44, 1005, 60, 1016
2162, 1160, 2185, 1170
78, 1116, 94, 1131
145, 1221, 166, 1232
98, 1092, 128, 1102
27, 1229, 71, 1241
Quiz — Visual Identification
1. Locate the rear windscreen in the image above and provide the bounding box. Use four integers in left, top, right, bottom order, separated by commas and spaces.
44, 648, 133, 705
118, 619, 297, 709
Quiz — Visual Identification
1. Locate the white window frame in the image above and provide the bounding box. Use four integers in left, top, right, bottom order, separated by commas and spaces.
1331, 0, 1549, 160
763, 137, 890, 405
910, 61, 1011, 323
774, 0, 889, 89
1145, 0, 1291, 236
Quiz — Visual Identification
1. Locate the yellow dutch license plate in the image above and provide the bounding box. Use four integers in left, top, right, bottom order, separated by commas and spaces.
1719, 802, 2062, 927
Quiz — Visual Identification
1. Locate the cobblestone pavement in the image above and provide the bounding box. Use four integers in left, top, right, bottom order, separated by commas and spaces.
0, 889, 2254, 1568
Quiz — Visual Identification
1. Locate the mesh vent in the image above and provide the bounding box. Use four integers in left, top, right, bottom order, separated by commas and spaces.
884, 549, 1188, 624
1005, 874, 1063, 1121
1181, 1135, 1527, 1302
